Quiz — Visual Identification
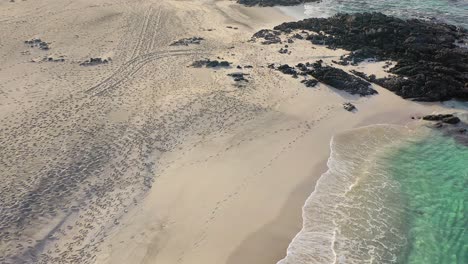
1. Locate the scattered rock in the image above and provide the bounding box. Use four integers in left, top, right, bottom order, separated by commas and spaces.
80, 57, 111, 66
170, 37, 204, 46
32, 55, 65, 63
343, 102, 356, 111
24, 38, 50, 50
228, 72, 249, 83
278, 48, 288, 54
190, 59, 231, 68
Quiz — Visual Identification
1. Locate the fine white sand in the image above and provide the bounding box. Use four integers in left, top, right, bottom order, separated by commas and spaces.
0, 1, 462, 264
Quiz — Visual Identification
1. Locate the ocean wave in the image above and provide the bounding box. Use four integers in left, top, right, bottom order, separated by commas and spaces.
303, 0, 468, 29
277, 125, 417, 264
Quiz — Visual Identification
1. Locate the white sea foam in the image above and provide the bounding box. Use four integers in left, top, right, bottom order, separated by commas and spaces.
277, 125, 413, 264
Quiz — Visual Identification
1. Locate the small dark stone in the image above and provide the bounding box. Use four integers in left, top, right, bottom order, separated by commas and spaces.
343, 102, 356, 112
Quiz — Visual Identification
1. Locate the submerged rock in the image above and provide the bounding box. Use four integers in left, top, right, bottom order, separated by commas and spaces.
423, 113, 468, 145
422, 114, 461, 124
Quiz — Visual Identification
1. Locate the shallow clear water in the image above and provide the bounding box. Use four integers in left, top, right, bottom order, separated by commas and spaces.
278, 125, 467, 264
385, 130, 468, 263
304, 0, 468, 28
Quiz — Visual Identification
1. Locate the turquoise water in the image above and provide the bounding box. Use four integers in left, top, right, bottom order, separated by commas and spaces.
304, 0, 468, 29
385, 131, 468, 263
278, 125, 467, 264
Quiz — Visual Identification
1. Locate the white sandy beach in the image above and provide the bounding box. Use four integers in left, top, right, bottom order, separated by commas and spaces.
0, 1, 461, 264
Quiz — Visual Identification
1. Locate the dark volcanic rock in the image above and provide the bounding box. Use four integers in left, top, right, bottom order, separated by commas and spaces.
238, 0, 319, 7
423, 114, 461, 124
279, 48, 289, 54
25, 38, 50, 50
277, 64, 296, 75
343, 102, 356, 111
273, 12, 468, 101
301, 79, 318, 87
191, 59, 231, 68
423, 113, 467, 145
228, 72, 250, 83
309, 64, 377, 96
252, 29, 282, 45
275, 61, 376, 95
80, 57, 110, 66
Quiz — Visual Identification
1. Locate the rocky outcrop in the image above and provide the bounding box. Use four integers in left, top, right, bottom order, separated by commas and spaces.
252, 29, 282, 45
310, 64, 376, 96
422, 113, 467, 145
272, 13, 468, 101
422, 114, 461, 124
274, 61, 377, 96
238, 0, 319, 7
